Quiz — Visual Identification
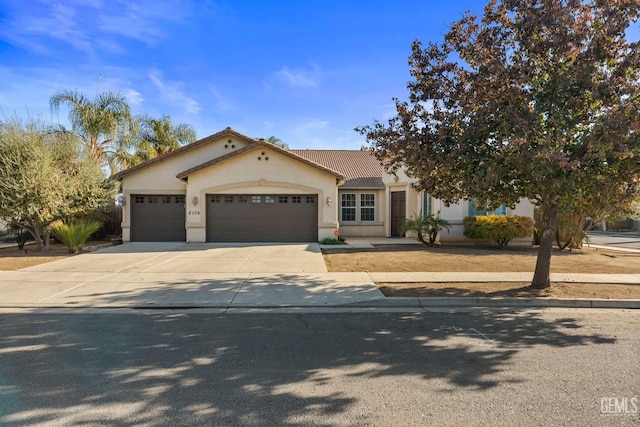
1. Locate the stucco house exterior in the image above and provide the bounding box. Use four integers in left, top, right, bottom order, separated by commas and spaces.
114, 127, 534, 243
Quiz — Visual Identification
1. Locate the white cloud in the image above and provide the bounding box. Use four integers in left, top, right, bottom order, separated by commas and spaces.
0, 2, 95, 56
274, 64, 321, 88
285, 118, 331, 148
0, 0, 191, 57
97, 0, 193, 44
206, 85, 235, 111
378, 102, 398, 120
149, 72, 201, 114
122, 88, 144, 106
298, 118, 329, 130
98, 14, 162, 44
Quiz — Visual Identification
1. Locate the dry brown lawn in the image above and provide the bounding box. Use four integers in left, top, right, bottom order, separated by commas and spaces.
323, 244, 640, 299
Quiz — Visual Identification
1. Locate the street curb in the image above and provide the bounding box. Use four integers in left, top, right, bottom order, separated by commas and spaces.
345, 297, 640, 309
413, 297, 640, 309
1, 297, 638, 310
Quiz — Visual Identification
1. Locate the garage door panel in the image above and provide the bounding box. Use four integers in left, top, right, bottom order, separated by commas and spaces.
206, 194, 317, 242
131, 195, 186, 242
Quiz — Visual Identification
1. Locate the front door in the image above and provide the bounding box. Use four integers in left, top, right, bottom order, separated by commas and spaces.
390, 191, 406, 237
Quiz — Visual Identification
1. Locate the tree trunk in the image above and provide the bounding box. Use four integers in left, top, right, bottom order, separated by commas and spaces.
29, 219, 51, 251
32, 222, 45, 251
531, 205, 558, 289
416, 231, 428, 246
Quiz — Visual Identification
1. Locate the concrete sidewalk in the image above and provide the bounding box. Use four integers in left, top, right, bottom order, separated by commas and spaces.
0, 271, 382, 308
0, 269, 638, 310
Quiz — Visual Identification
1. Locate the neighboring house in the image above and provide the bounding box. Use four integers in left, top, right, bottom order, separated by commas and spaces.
113, 127, 534, 243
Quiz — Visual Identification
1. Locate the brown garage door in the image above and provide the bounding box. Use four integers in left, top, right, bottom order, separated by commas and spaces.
131, 195, 186, 241
207, 194, 318, 242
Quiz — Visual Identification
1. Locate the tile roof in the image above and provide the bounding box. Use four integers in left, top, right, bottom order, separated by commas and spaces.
290, 150, 386, 189
112, 127, 386, 189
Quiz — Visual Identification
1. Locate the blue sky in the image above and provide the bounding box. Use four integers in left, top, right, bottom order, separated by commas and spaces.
4, 1, 635, 150
0, 0, 492, 149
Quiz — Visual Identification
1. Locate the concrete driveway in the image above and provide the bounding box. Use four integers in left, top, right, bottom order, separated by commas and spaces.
22, 242, 329, 274
0, 242, 385, 308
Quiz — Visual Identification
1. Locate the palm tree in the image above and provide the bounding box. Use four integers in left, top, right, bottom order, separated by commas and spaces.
111, 115, 143, 170
110, 114, 197, 169
50, 89, 131, 172
265, 136, 289, 149
136, 114, 196, 159
402, 211, 451, 247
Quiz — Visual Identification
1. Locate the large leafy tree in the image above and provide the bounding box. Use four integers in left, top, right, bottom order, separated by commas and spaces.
0, 118, 118, 250
358, 0, 640, 288
50, 89, 131, 173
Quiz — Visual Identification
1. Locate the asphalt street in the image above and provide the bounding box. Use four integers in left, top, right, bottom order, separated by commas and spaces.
587, 231, 640, 250
0, 308, 638, 426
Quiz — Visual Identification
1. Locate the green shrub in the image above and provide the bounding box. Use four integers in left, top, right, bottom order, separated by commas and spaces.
3, 224, 31, 250
463, 215, 534, 248
51, 219, 102, 253
12, 227, 30, 250
402, 211, 451, 246
320, 237, 343, 245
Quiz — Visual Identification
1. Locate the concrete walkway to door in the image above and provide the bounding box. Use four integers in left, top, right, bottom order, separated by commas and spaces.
0, 242, 386, 309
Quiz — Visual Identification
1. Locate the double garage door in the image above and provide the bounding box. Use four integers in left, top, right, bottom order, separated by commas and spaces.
206, 194, 318, 242
130, 194, 317, 242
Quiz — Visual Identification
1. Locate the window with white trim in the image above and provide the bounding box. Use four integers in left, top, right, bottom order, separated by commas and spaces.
341, 193, 356, 221
340, 193, 376, 222
360, 193, 375, 221
468, 198, 507, 216
423, 193, 432, 216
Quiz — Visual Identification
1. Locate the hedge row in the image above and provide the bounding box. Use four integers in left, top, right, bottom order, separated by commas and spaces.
463, 215, 534, 248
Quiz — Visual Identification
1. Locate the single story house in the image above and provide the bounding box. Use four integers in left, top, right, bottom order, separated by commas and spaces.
114, 127, 533, 243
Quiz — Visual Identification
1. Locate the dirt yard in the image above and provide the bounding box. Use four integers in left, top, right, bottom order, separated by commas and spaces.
323, 244, 640, 299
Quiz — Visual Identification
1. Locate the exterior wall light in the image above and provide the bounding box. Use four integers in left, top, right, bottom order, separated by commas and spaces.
326, 196, 332, 206
192, 196, 199, 206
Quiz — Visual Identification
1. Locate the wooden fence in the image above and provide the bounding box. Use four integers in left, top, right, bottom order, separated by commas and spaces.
101, 205, 122, 237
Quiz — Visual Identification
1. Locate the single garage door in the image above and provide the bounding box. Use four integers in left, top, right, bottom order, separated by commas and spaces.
207, 194, 318, 242
131, 195, 186, 241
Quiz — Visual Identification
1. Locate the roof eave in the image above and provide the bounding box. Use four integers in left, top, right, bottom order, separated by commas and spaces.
114, 127, 259, 180
176, 141, 345, 181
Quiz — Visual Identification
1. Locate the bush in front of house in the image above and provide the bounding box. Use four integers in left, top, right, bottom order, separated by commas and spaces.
463, 215, 534, 249
2, 224, 31, 250
320, 237, 345, 245
402, 212, 451, 247
51, 219, 102, 253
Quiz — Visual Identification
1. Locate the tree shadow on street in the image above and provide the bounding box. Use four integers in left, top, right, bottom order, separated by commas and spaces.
0, 308, 622, 425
